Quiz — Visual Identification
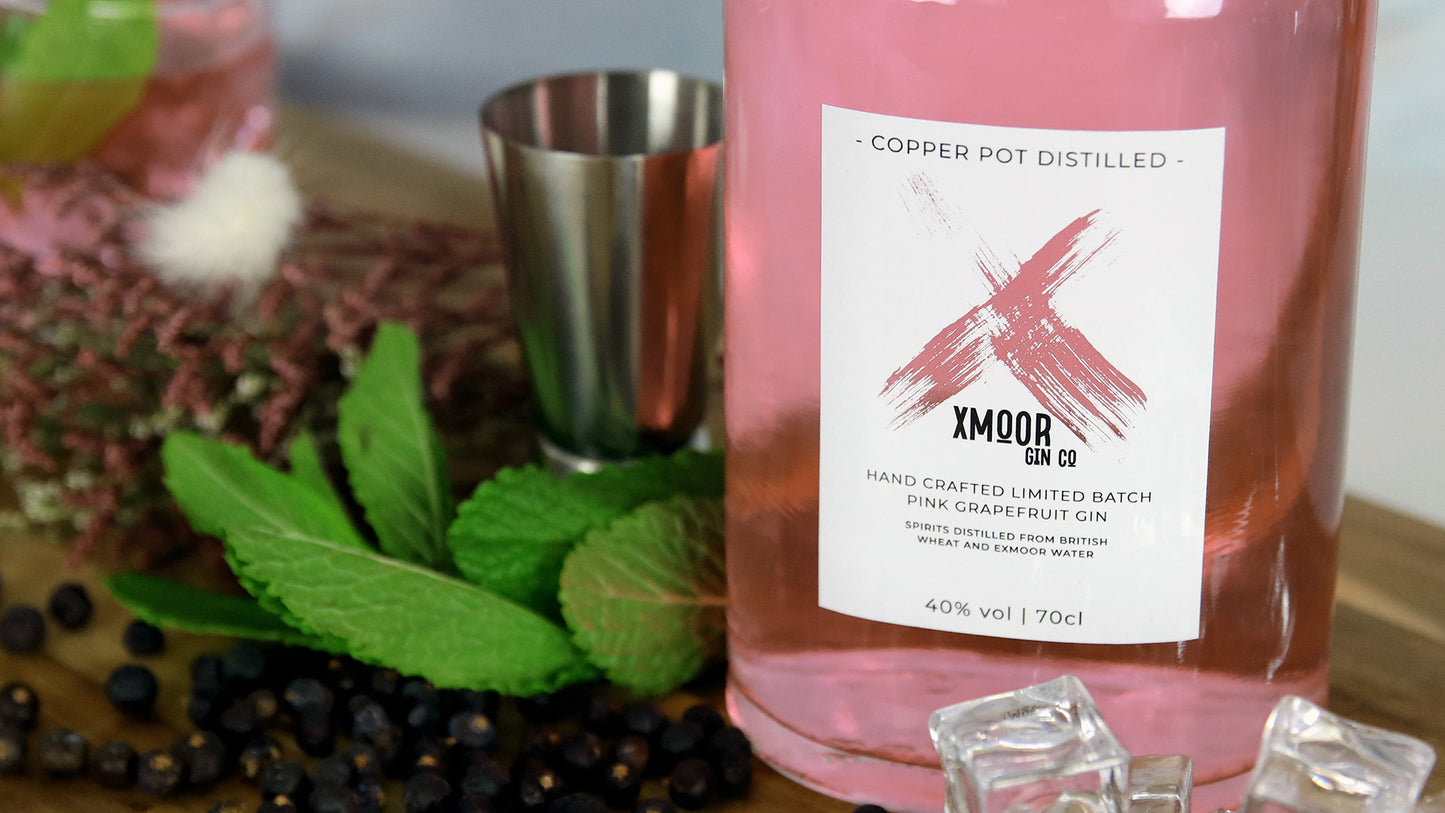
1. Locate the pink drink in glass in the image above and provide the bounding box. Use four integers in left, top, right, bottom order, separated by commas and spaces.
92, 0, 276, 199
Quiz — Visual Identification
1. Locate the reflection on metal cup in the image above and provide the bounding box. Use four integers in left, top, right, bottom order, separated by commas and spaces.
480, 70, 723, 471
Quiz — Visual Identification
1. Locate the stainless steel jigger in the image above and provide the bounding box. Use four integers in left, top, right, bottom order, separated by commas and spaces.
480, 70, 723, 473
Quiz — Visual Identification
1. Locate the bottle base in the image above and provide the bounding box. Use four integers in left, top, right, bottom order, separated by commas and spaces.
727, 679, 948, 813
729, 672, 1262, 813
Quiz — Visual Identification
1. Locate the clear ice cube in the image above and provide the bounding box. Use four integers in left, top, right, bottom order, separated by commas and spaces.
1129, 755, 1194, 813
1241, 696, 1436, 813
930, 675, 1132, 813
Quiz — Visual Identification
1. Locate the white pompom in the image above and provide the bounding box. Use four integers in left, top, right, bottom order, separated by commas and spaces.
138, 151, 303, 299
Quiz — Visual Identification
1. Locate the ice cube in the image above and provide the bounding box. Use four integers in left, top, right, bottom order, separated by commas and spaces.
930, 675, 1132, 813
1241, 696, 1436, 813
1129, 755, 1194, 813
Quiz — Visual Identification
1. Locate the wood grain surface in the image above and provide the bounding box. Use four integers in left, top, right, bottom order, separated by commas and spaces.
2, 108, 1442, 811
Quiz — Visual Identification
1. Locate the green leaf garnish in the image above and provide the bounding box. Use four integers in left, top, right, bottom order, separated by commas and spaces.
0, 0, 159, 162
337, 323, 456, 571
287, 430, 347, 513
124, 325, 721, 695
161, 431, 364, 652
104, 572, 335, 650
222, 522, 597, 694
162, 432, 366, 552
559, 496, 726, 694
447, 451, 722, 619
1, 0, 159, 81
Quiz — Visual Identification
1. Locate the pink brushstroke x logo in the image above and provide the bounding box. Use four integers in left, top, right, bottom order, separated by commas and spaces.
880, 209, 1146, 446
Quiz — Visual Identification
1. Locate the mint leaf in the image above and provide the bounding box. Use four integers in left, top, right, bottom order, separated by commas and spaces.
161, 429, 591, 692
559, 496, 726, 694
337, 323, 455, 571
446, 465, 576, 619
448, 451, 722, 619
288, 430, 347, 512
162, 431, 364, 651
104, 572, 335, 650
1, 0, 158, 81
163, 432, 366, 551
222, 523, 597, 694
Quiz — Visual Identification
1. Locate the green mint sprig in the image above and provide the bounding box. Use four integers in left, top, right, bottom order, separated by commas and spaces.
337, 323, 456, 571
108, 322, 727, 695
104, 572, 337, 651
560, 496, 726, 693
447, 451, 723, 619
287, 430, 349, 515
159, 430, 362, 655
218, 519, 598, 693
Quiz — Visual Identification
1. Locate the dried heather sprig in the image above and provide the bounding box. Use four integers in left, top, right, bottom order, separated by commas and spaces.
0, 162, 533, 564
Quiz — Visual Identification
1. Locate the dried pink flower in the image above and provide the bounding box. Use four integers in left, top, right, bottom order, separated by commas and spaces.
1, 162, 532, 565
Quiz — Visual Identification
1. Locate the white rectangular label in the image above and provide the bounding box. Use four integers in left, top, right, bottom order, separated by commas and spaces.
818, 105, 1225, 645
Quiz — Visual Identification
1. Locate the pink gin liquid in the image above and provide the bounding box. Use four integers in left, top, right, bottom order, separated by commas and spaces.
91, 0, 276, 198
722, 1, 1376, 811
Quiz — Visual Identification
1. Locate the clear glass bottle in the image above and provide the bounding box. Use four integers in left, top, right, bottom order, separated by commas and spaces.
92, 0, 277, 199
721, 1, 1377, 811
